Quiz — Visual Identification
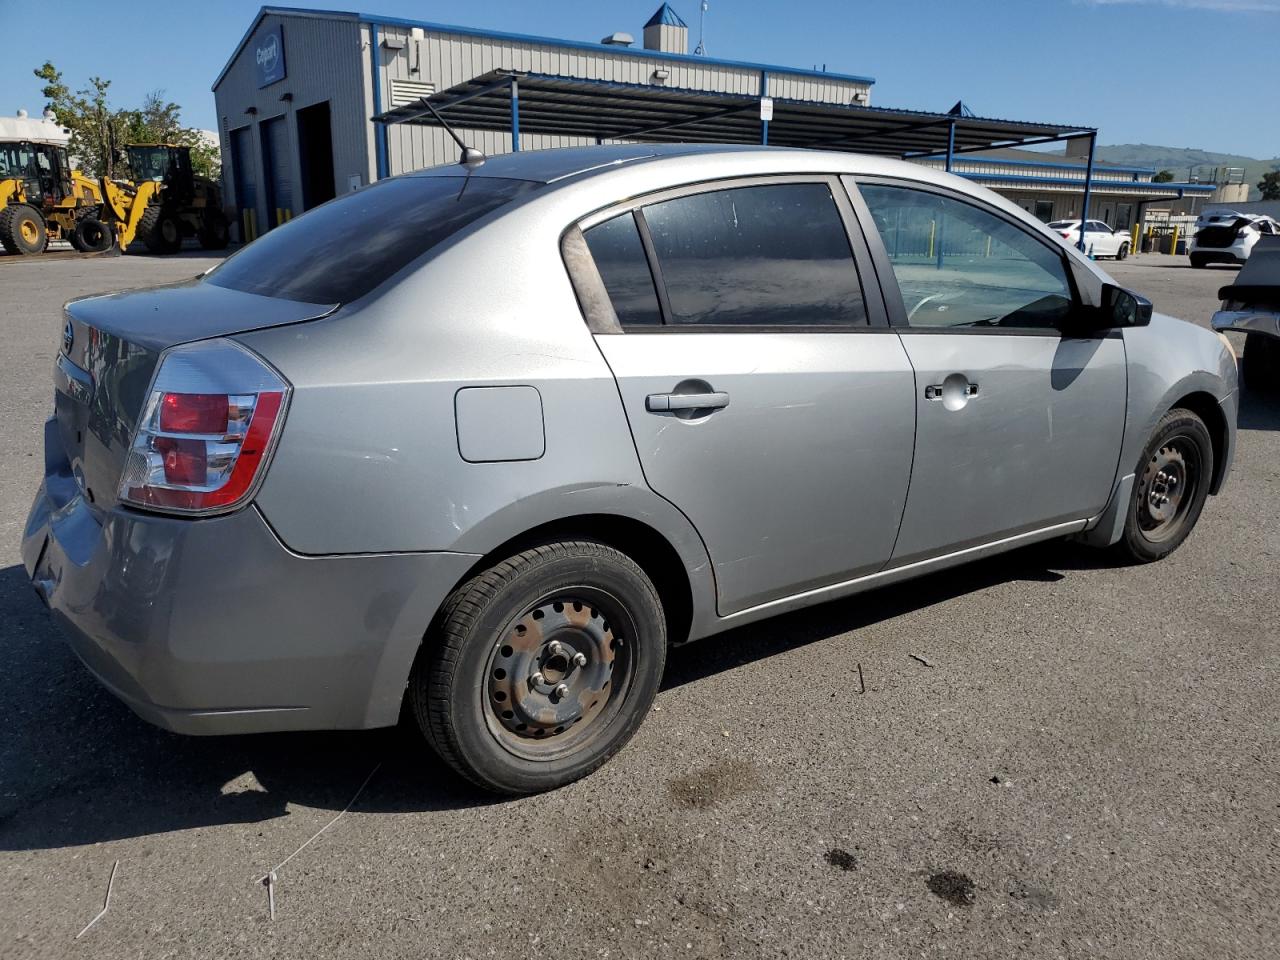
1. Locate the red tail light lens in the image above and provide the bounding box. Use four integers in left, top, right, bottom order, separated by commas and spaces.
159, 392, 229, 433
120, 339, 290, 515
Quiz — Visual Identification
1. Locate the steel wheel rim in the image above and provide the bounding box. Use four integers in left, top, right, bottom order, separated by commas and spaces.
161, 219, 179, 244
1137, 436, 1200, 543
19, 218, 38, 244
482, 587, 635, 762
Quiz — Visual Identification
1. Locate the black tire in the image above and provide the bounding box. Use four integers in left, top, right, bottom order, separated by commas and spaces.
197, 212, 230, 250
138, 205, 182, 254
1115, 242, 1129, 261
71, 217, 114, 254
0, 203, 47, 255
1116, 408, 1214, 564
1242, 332, 1280, 394
411, 540, 666, 794
1189, 254, 1207, 269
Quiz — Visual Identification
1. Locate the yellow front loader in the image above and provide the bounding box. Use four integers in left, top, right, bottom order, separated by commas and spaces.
0, 139, 113, 254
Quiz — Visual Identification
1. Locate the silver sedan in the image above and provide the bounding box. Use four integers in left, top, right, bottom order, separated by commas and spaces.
23, 145, 1237, 793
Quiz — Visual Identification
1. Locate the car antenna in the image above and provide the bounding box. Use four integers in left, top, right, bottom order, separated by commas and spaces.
419, 99, 486, 170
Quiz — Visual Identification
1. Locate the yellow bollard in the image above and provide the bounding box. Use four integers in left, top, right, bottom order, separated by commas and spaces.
248, 208, 257, 241
927, 219, 935, 259
1130, 223, 1140, 255
985, 235, 992, 258
1170, 225, 1179, 256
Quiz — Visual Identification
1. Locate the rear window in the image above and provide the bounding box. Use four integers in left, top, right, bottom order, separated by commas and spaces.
205, 175, 537, 304
1047, 221, 1073, 229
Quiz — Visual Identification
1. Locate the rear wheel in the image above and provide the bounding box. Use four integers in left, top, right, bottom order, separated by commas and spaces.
1116, 409, 1213, 563
410, 541, 666, 794
0, 204, 47, 255
71, 217, 114, 254
1190, 254, 1207, 269
1242, 332, 1280, 394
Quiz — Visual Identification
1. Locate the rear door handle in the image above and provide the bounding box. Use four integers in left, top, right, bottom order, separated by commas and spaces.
646, 391, 730, 412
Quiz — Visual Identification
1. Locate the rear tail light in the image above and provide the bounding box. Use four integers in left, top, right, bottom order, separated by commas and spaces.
119, 338, 289, 515
1059, 231, 1072, 239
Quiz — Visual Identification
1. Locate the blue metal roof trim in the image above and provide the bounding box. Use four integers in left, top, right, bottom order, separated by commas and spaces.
359, 10, 875, 85
645, 3, 689, 28
213, 5, 360, 90
957, 171, 1217, 192
217, 4, 875, 91
920, 153, 1156, 175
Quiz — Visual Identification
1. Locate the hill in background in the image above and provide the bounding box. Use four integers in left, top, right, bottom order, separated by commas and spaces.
1097, 144, 1280, 200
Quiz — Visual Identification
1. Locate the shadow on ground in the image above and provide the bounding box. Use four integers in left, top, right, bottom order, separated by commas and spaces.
0, 534, 1115, 852
1238, 386, 1280, 432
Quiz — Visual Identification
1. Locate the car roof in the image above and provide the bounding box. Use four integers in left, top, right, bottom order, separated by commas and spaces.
403, 142, 965, 188
406, 143, 762, 185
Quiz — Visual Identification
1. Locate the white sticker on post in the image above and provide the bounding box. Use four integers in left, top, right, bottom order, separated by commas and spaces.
759, 97, 774, 122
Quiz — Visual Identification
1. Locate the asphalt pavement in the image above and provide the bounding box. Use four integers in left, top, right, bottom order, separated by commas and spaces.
0, 251, 1277, 960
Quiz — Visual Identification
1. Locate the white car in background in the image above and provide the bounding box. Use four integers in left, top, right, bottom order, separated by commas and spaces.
1189, 211, 1280, 268
1048, 219, 1131, 260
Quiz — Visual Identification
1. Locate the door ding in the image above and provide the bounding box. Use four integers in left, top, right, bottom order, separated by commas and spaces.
581, 177, 917, 615
848, 177, 1128, 563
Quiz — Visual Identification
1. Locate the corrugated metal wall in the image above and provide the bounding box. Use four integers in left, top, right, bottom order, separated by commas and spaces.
213, 11, 372, 238
375, 24, 872, 174
215, 12, 876, 215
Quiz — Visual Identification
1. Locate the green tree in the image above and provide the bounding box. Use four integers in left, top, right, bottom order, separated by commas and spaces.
31, 62, 219, 181
1152, 169, 1176, 183
1260, 171, 1280, 201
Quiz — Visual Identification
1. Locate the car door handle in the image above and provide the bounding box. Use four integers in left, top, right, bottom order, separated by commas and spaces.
924, 381, 979, 400
646, 391, 730, 412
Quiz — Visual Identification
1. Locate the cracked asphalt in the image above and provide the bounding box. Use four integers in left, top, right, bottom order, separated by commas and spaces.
0, 251, 1277, 959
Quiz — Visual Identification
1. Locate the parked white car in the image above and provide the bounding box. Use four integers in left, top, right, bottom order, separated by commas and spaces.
1048, 219, 1131, 260
1189, 211, 1280, 268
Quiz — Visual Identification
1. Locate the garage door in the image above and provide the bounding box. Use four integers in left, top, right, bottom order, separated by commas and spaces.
259, 115, 294, 229
229, 126, 258, 241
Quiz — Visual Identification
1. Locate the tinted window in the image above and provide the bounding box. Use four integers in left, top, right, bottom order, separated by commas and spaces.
206, 175, 537, 304
641, 182, 867, 327
583, 212, 662, 326
860, 183, 1073, 330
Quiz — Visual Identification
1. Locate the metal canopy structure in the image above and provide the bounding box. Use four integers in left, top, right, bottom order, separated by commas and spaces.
373, 70, 1101, 249
373, 70, 1094, 159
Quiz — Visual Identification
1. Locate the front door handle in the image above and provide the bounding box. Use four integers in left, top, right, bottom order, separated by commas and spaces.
925, 380, 979, 401
646, 391, 730, 412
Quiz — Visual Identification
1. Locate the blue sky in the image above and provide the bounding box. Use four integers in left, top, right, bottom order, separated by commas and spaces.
2, 0, 1277, 157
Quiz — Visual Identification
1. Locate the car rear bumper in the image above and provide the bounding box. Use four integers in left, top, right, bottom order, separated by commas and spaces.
23, 419, 478, 735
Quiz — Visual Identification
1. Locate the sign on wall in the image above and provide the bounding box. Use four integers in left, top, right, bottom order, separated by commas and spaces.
255, 24, 287, 88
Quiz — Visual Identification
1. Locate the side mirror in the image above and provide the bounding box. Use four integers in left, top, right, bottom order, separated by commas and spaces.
1101, 283, 1153, 328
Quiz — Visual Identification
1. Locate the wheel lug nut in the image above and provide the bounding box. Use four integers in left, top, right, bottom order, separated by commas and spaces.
548, 640, 563, 656
573, 652, 587, 667
530, 671, 546, 686
553, 683, 569, 699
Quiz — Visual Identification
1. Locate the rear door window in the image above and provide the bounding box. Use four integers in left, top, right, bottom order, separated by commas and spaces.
582, 212, 662, 326
205, 175, 538, 304
639, 182, 868, 327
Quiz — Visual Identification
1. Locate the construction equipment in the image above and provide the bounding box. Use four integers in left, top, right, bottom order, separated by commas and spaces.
0, 138, 111, 255
106, 144, 229, 254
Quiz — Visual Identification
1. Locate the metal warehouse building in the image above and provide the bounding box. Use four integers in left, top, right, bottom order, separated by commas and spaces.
212, 4, 1206, 242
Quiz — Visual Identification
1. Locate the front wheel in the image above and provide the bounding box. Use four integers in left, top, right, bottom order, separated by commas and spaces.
411, 541, 667, 794
1115, 242, 1129, 261
1116, 409, 1213, 563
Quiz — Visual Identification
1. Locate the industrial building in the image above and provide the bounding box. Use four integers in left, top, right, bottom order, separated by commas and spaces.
212, 4, 1207, 242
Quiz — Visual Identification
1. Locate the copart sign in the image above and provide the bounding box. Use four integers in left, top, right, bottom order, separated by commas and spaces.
255, 24, 286, 88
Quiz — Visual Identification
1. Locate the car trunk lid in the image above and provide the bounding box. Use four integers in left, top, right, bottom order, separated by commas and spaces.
54, 278, 335, 513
